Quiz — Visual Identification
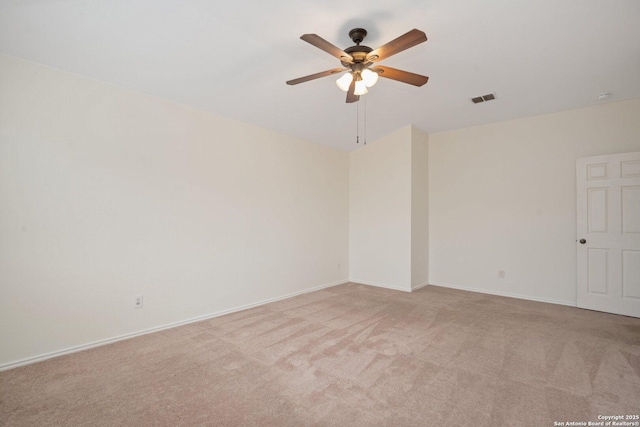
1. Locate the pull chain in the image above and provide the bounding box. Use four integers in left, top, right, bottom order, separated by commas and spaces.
364, 96, 367, 145
355, 97, 368, 145
356, 100, 360, 144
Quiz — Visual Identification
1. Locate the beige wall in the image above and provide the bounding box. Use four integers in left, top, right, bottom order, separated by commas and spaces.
349, 126, 412, 291
0, 55, 349, 368
3, 51, 640, 370
411, 128, 429, 289
349, 126, 430, 291
429, 97, 640, 304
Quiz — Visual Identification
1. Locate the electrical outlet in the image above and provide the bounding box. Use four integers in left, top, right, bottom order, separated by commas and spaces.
134, 295, 143, 309
338, 262, 341, 270
498, 270, 505, 279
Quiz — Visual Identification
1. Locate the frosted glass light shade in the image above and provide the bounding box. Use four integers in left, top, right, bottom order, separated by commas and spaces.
354, 79, 368, 95
336, 73, 354, 91
361, 69, 379, 87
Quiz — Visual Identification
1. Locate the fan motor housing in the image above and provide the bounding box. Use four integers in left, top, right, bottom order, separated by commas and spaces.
342, 45, 372, 67
342, 28, 373, 66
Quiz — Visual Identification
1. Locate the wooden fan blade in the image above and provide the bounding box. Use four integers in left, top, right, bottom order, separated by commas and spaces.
346, 79, 359, 103
286, 68, 346, 85
301, 34, 354, 63
366, 29, 427, 62
374, 66, 429, 87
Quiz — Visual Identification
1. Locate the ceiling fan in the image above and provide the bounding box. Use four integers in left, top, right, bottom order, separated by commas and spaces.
286, 28, 429, 103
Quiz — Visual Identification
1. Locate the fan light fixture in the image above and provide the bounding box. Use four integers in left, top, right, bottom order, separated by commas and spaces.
354, 79, 368, 95
361, 69, 379, 87
336, 73, 353, 91
336, 69, 378, 94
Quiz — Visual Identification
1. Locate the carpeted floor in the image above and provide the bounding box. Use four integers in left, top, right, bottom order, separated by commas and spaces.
1, 283, 640, 426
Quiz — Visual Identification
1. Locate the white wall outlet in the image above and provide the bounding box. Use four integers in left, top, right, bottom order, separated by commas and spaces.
498, 270, 506, 279
338, 262, 341, 270
134, 295, 143, 309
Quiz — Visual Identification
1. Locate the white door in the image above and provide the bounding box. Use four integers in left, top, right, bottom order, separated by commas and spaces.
577, 152, 640, 318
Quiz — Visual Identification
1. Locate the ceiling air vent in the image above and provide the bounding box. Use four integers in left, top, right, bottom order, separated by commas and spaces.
471, 93, 496, 104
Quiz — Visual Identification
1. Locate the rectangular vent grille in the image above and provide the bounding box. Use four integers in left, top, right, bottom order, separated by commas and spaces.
471, 93, 496, 104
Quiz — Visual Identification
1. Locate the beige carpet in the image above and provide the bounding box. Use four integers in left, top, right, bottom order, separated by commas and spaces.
1, 283, 640, 426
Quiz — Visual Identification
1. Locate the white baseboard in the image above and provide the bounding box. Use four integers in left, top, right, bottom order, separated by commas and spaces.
0, 279, 349, 372
349, 279, 412, 293
411, 282, 429, 291
428, 281, 577, 307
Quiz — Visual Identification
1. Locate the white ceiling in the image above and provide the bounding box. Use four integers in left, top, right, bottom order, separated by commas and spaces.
1, 0, 640, 151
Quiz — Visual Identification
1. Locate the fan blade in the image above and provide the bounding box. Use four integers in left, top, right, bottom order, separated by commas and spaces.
346, 79, 359, 103
286, 68, 346, 85
374, 66, 429, 87
301, 34, 354, 63
366, 29, 427, 62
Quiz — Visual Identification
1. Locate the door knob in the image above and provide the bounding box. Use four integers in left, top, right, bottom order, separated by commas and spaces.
579, 239, 586, 244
